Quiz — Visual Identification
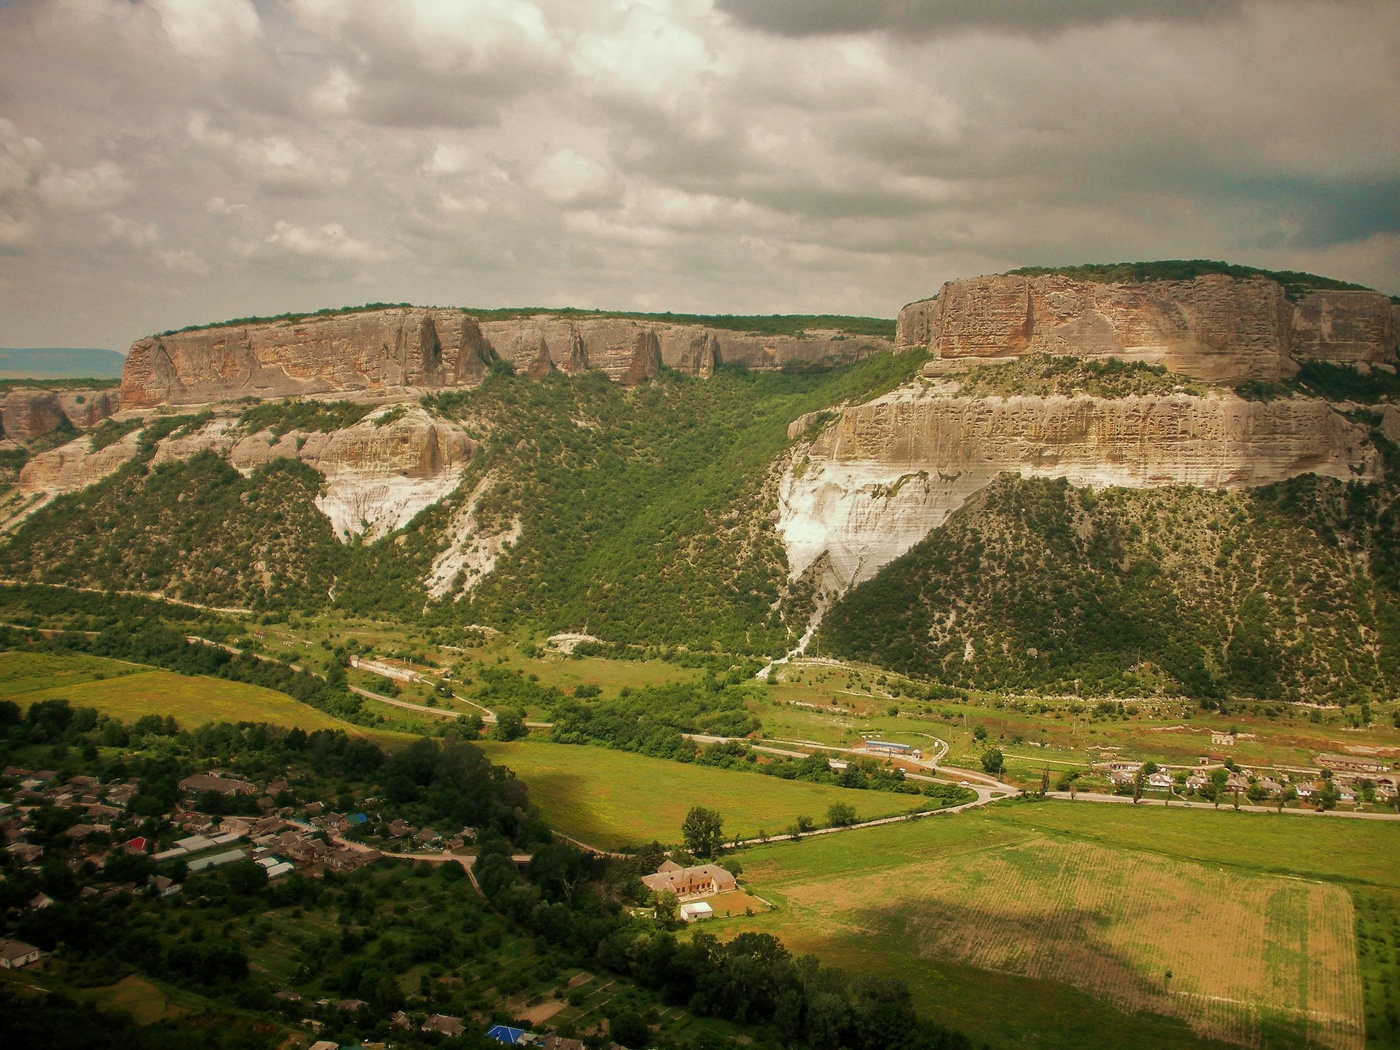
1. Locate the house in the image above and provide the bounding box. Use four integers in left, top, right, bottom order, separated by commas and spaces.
28, 893, 54, 910
414, 827, 442, 846
543, 1036, 586, 1050
1146, 772, 1174, 790
387, 819, 413, 838
641, 861, 738, 899
680, 901, 715, 922
148, 876, 181, 898
178, 773, 257, 797
425, 1015, 468, 1036
8, 842, 43, 864
308, 1042, 339, 1050
336, 998, 368, 1013
391, 1011, 414, 1029
123, 836, 150, 853
488, 1025, 530, 1045
65, 823, 98, 842
0, 938, 45, 969
219, 817, 253, 837
273, 989, 302, 1003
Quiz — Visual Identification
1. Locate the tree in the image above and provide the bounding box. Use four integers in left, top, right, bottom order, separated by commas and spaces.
493, 707, 527, 741
1278, 784, 1297, 812
682, 806, 724, 857
972, 725, 988, 742
826, 802, 857, 827
981, 748, 1004, 776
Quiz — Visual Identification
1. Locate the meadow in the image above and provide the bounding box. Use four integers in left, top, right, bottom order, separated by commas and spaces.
737, 800, 1399, 1050
0, 651, 363, 734
477, 739, 929, 849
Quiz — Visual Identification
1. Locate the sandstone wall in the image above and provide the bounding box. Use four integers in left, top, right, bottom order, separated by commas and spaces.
779, 386, 1374, 599
120, 309, 892, 408
897, 273, 1399, 382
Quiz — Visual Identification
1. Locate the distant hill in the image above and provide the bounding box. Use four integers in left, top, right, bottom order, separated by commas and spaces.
0, 347, 125, 380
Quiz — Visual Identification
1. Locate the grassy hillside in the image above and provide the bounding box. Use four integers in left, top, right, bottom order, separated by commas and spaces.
817, 461, 1400, 701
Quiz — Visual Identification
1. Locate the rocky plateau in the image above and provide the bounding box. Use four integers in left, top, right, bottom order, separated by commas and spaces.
120, 308, 888, 407
897, 272, 1400, 383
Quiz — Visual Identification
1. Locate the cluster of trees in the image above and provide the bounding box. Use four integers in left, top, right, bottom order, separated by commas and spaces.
1006, 260, 1373, 300
0, 452, 346, 612
548, 681, 759, 758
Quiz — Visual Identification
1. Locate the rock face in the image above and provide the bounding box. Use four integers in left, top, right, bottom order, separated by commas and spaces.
0, 388, 119, 441
121, 309, 493, 409
21, 405, 475, 542
898, 273, 1399, 383
779, 384, 1375, 601
120, 309, 891, 407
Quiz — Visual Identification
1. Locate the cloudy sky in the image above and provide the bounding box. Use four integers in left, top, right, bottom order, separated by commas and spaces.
1, 0, 1398, 351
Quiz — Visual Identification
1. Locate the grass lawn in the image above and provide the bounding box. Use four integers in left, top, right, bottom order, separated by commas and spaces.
477, 739, 929, 850
80, 974, 194, 1025
736, 800, 1396, 1050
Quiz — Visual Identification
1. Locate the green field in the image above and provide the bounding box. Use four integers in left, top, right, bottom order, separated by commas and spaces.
477, 739, 930, 849
737, 800, 1398, 1050
0, 651, 361, 733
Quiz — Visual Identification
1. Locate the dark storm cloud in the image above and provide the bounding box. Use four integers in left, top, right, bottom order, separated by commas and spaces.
714, 0, 1246, 38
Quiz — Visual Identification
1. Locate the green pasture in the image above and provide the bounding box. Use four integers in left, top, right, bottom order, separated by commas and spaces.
477, 739, 929, 850
1, 651, 362, 734
735, 800, 1398, 1050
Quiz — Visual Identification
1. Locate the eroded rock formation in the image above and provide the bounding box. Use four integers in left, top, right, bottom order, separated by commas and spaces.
898, 273, 1400, 383
0, 388, 119, 441
120, 309, 890, 407
779, 384, 1375, 601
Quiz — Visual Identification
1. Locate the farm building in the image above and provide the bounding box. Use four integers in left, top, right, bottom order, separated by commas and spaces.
641, 861, 737, 899
1316, 753, 1389, 774
680, 901, 715, 922
178, 773, 256, 797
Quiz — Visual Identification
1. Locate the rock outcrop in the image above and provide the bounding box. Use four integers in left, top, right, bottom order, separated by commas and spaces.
779, 384, 1375, 601
0, 387, 119, 441
121, 308, 494, 409
898, 273, 1399, 383
21, 405, 475, 542
120, 309, 890, 407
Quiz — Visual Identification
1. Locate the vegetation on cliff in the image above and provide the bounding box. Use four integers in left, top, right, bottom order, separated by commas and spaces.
946, 353, 1207, 399
816, 449, 1400, 701
1006, 259, 1374, 300
337, 353, 927, 653
0, 452, 346, 611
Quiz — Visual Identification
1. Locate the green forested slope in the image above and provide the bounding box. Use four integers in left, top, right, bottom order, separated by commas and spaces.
339, 355, 926, 653
1, 451, 345, 610
815, 449, 1400, 700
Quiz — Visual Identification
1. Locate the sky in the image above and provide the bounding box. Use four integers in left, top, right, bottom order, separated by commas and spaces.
1, 0, 1398, 352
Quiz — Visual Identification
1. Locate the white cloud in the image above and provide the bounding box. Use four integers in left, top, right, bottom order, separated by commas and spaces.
149, 0, 260, 60
37, 161, 130, 211
264, 220, 384, 263
531, 148, 620, 207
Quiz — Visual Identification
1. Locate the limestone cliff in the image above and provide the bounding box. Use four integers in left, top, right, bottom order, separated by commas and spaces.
898, 273, 1399, 383
779, 383, 1375, 605
121, 309, 492, 408
0, 387, 119, 441
120, 309, 890, 407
